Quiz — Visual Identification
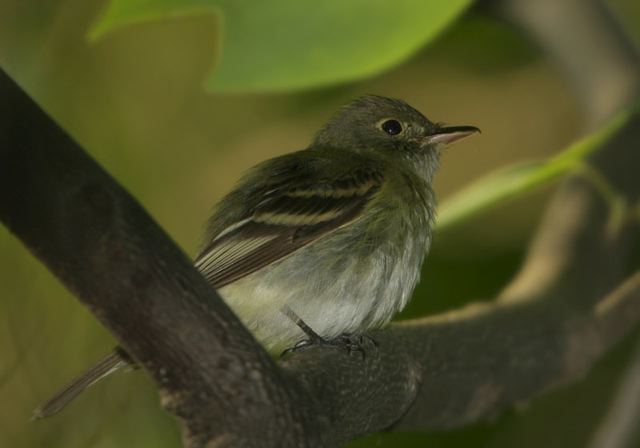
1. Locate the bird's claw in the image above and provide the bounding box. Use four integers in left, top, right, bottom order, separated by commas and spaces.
280, 333, 377, 359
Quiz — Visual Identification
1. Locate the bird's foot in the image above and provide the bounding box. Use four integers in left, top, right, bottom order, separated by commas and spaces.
279, 305, 377, 358
280, 332, 377, 359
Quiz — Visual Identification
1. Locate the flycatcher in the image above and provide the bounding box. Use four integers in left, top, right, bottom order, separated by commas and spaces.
34, 95, 479, 418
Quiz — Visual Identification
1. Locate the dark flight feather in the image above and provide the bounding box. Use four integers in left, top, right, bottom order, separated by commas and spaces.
195, 151, 384, 288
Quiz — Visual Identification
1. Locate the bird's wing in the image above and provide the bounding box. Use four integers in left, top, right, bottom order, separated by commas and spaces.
195, 152, 384, 289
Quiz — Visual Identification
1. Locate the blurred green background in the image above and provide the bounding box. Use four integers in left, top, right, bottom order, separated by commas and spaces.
1, 0, 639, 447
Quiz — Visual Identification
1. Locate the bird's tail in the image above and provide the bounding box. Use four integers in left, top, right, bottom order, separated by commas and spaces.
32, 348, 131, 419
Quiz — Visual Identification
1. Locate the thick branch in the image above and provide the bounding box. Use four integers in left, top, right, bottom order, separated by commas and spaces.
0, 68, 317, 448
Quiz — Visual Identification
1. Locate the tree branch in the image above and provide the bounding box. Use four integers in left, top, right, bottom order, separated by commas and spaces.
0, 68, 317, 448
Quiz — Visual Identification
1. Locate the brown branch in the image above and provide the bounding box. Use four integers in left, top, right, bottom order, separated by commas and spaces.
0, 68, 318, 448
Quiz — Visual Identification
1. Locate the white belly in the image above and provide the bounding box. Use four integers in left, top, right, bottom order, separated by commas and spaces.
217, 213, 431, 353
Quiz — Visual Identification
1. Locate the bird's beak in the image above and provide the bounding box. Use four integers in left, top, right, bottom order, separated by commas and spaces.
425, 125, 480, 147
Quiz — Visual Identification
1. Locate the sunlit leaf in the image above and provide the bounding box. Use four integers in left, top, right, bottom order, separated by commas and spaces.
91, 0, 473, 93
437, 107, 635, 230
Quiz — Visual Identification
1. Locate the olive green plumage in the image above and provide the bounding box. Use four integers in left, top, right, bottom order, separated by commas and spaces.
195, 95, 478, 352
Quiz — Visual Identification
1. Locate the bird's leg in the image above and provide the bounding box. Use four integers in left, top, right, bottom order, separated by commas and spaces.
337, 333, 378, 350
280, 305, 326, 348
328, 333, 378, 359
279, 305, 376, 358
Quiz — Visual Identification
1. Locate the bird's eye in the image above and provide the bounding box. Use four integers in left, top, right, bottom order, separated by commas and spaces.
380, 119, 403, 136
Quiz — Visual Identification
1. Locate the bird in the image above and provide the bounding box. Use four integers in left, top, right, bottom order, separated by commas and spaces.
33, 95, 479, 418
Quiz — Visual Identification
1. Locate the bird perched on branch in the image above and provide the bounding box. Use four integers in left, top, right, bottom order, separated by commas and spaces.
34, 95, 479, 418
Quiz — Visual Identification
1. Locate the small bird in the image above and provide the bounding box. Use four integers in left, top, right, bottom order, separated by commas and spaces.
33, 95, 479, 418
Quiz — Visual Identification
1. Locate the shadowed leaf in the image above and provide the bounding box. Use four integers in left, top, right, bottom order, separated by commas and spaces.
437, 107, 636, 230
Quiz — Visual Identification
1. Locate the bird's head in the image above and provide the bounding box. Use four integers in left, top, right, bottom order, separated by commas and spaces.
313, 95, 479, 181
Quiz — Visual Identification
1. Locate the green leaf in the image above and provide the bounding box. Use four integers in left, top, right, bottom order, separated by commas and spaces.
437, 107, 635, 230
90, 0, 473, 93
